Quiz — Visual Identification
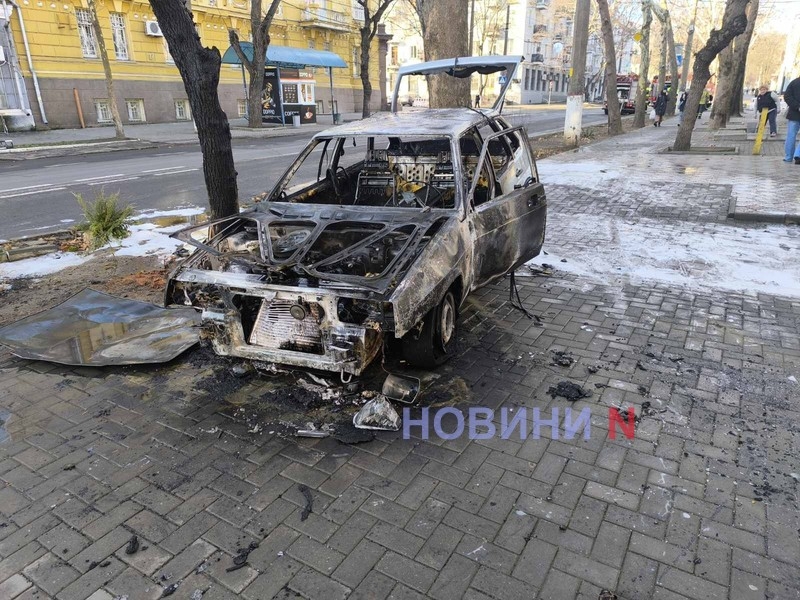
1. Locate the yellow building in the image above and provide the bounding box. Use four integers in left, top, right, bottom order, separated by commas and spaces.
0, 0, 383, 129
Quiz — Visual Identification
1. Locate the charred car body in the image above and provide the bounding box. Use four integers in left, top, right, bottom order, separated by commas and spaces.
166, 56, 547, 376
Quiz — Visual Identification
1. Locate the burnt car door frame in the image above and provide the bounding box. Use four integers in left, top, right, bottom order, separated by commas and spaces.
464, 123, 544, 287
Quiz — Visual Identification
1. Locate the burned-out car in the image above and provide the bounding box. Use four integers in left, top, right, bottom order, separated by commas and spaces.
166, 56, 547, 376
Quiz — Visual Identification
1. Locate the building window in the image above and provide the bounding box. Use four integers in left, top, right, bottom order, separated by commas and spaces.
390, 46, 398, 66
524, 68, 530, 90
163, 38, 175, 63
299, 83, 314, 103
126, 99, 145, 122
95, 100, 112, 123
352, 0, 364, 21
237, 99, 247, 117
110, 13, 129, 60
410, 45, 418, 59
76, 9, 97, 58
175, 99, 190, 120
308, 39, 316, 50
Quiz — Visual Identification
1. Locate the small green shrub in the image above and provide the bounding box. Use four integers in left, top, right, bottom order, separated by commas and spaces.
75, 190, 134, 250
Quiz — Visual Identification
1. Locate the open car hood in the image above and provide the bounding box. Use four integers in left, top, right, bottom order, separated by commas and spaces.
390, 55, 523, 113
0, 289, 200, 366
173, 205, 454, 294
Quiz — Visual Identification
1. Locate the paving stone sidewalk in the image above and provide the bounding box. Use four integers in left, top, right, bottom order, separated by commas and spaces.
1, 114, 799, 600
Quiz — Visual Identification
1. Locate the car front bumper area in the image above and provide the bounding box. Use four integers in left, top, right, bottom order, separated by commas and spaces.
168, 270, 384, 376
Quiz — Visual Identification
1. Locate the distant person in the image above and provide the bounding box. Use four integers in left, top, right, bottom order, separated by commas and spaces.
474, 94, 481, 108
653, 90, 668, 127
677, 90, 688, 126
756, 85, 779, 138
783, 75, 800, 164
697, 89, 710, 120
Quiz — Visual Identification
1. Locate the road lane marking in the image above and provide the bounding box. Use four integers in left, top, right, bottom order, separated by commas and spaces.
142, 166, 187, 173
75, 174, 125, 182
152, 168, 198, 176
0, 184, 53, 193
87, 177, 140, 186
0, 187, 67, 199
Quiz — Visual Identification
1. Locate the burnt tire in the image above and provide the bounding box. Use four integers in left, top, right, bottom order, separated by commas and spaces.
402, 290, 458, 368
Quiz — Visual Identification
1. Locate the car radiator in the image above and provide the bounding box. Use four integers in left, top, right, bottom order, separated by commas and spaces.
249, 299, 324, 354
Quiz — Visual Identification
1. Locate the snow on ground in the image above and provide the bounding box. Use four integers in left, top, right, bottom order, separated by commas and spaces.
0, 251, 91, 279
525, 214, 800, 297
0, 208, 204, 280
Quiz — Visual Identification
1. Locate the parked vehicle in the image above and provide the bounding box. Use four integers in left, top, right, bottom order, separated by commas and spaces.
604, 75, 640, 115
166, 56, 547, 376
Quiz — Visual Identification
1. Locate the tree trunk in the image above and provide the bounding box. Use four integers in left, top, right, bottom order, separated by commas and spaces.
361, 29, 372, 118
727, 0, 758, 116
710, 44, 735, 129
666, 14, 679, 116
229, 0, 281, 128
416, 0, 470, 108
596, 0, 622, 134
634, 1, 652, 128
88, 0, 124, 139
672, 0, 750, 151
150, 0, 239, 219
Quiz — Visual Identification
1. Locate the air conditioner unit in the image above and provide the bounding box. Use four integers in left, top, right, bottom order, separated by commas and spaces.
145, 21, 163, 37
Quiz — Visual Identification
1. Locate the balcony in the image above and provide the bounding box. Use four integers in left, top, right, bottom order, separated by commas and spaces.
300, 5, 351, 32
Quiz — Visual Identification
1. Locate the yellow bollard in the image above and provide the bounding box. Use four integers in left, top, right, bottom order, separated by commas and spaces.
752, 108, 769, 155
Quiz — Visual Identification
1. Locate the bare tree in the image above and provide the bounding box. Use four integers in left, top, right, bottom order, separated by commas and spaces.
357, 0, 396, 118
149, 0, 239, 219
633, 1, 652, 128
650, 2, 679, 116
473, 0, 509, 97
228, 0, 282, 129
596, 0, 622, 134
412, 0, 470, 107
744, 32, 786, 90
723, 0, 758, 117
87, 0, 124, 139
672, 0, 750, 151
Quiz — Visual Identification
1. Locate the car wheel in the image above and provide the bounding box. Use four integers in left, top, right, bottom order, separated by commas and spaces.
402, 290, 458, 368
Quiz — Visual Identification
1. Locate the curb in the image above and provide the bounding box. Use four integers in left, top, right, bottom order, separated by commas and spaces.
0, 139, 158, 160
727, 197, 800, 224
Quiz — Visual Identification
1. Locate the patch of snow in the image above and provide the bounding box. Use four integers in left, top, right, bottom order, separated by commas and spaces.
0, 251, 91, 279
101, 222, 184, 258
134, 206, 205, 220
524, 215, 800, 297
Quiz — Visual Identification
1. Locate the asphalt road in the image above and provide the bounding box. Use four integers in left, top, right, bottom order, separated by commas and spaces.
0, 106, 607, 241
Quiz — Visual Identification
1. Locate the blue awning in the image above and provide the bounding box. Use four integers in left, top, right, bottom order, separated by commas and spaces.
221, 43, 347, 69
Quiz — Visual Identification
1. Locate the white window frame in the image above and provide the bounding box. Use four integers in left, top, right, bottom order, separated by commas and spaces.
126, 99, 145, 122
352, 0, 364, 21
175, 99, 190, 121
299, 83, 315, 104
95, 99, 112, 123
163, 38, 175, 64
76, 9, 97, 58
237, 99, 247, 117
110, 13, 129, 61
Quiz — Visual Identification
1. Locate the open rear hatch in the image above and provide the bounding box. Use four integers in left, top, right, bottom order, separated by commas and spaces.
390, 55, 523, 113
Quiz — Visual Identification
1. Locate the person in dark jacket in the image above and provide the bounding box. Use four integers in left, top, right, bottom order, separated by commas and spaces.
756, 85, 779, 137
653, 90, 668, 126
677, 91, 688, 125
784, 76, 800, 163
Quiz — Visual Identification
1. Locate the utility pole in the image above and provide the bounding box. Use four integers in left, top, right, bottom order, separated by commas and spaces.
503, 2, 511, 55
680, 0, 698, 92
564, 0, 590, 145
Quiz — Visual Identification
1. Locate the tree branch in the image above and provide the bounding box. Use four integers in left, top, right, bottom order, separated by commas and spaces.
228, 28, 253, 74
